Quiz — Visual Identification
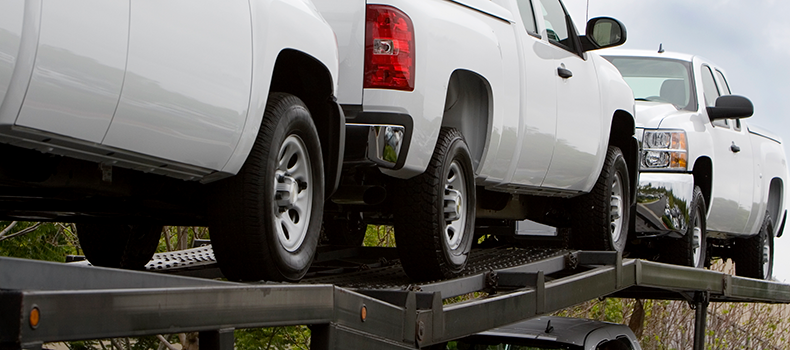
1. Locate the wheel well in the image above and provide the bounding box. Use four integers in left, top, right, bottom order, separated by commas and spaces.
440, 70, 491, 172
608, 110, 637, 203
269, 49, 343, 196
767, 177, 784, 228
691, 157, 713, 213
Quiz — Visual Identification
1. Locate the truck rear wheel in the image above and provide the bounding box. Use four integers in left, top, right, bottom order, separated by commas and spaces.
395, 128, 476, 281
210, 93, 324, 282
571, 146, 631, 253
735, 212, 774, 280
660, 186, 707, 268
76, 223, 162, 270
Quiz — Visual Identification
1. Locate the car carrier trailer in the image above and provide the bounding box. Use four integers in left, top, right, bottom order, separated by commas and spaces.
2, 246, 790, 350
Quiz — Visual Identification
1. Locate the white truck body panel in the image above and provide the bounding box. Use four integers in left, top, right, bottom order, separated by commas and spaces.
0, 2, 24, 107
0, 0, 340, 180
316, 0, 635, 194
606, 50, 787, 239
17, 0, 128, 144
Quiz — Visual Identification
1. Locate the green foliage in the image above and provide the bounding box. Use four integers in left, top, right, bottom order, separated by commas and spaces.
0, 222, 77, 262
363, 225, 396, 247
235, 326, 311, 350
157, 226, 209, 252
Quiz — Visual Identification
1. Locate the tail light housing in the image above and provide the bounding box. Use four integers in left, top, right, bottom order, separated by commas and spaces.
364, 5, 415, 91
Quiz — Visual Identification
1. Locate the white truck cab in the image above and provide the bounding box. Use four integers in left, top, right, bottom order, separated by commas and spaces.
604, 50, 788, 279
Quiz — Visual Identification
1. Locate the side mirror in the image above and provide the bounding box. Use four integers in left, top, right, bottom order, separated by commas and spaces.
581, 17, 627, 52
707, 95, 754, 120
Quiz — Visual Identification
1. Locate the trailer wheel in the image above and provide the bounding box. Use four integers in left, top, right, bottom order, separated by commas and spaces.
571, 146, 631, 253
660, 186, 707, 268
76, 223, 162, 270
210, 93, 323, 282
735, 212, 774, 280
322, 212, 367, 246
395, 128, 476, 281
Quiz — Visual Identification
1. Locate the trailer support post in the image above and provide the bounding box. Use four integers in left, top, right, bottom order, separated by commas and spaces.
199, 328, 234, 350
693, 291, 709, 350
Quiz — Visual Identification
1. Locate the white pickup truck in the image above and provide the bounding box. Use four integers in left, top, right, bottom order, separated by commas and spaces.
314, 0, 638, 281
0, 1, 344, 282
604, 50, 788, 280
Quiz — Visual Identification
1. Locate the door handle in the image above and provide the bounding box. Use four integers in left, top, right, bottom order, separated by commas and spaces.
730, 142, 741, 153
557, 67, 573, 79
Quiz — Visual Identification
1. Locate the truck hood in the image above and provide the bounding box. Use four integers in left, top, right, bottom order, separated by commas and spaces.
634, 101, 690, 129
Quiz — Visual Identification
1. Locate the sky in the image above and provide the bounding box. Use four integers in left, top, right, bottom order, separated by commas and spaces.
561, 0, 790, 281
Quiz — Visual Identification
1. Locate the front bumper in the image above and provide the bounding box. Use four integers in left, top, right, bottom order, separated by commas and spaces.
635, 172, 694, 238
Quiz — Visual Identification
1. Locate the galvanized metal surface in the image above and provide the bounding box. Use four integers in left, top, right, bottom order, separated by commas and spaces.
0, 256, 231, 291
8, 285, 335, 345
3, 247, 790, 349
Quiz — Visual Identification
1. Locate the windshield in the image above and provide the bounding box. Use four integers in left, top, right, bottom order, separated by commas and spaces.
604, 56, 697, 111
453, 340, 579, 350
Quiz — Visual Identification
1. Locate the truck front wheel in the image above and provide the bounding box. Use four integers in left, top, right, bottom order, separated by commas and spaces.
735, 212, 774, 280
210, 93, 324, 282
571, 146, 631, 253
76, 223, 162, 270
395, 128, 476, 281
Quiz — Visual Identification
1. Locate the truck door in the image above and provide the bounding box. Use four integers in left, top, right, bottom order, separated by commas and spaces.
103, 0, 253, 171
15, 0, 129, 143
703, 65, 755, 235
0, 1, 25, 116
509, 0, 557, 186
535, 0, 603, 191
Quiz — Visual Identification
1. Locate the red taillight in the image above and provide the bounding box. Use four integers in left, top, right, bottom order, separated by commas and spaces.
364, 5, 415, 91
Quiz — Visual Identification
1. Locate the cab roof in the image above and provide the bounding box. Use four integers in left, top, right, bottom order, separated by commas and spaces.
474, 316, 632, 346
601, 48, 696, 63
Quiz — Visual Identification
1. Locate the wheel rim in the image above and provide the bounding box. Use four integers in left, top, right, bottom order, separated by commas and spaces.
609, 172, 624, 245
763, 233, 772, 278
691, 206, 703, 267
273, 135, 313, 252
443, 160, 467, 251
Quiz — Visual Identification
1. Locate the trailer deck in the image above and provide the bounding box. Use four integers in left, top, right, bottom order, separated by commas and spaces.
2, 246, 789, 350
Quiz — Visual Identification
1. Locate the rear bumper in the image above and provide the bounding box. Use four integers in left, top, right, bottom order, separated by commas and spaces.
341, 107, 413, 171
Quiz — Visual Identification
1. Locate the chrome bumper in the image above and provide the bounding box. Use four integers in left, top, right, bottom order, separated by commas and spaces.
346, 123, 405, 169
635, 172, 694, 238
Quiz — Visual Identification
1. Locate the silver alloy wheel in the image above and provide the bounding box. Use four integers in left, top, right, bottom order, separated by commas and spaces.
443, 160, 467, 250
763, 235, 772, 277
609, 172, 624, 245
273, 134, 313, 252
691, 206, 703, 267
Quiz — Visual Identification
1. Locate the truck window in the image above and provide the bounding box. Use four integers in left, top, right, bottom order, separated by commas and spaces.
701, 65, 721, 107
538, 0, 576, 53
605, 56, 697, 111
712, 69, 740, 130
702, 65, 728, 128
596, 338, 632, 350
714, 69, 732, 95
517, 0, 539, 36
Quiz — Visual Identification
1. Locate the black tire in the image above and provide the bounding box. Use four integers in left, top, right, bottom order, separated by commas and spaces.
570, 146, 631, 252
660, 186, 707, 268
76, 223, 162, 270
735, 212, 774, 280
322, 212, 367, 246
209, 93, 324, 282
394, 128, 476, 281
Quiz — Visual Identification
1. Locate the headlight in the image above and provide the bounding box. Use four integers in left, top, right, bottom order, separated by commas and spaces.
641, 130, 687, 170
